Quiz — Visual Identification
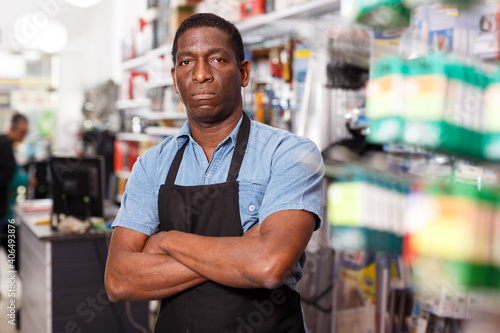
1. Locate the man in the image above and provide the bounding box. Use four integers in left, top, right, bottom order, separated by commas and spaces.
0, 113, 29, 252
105, 13, 324, 332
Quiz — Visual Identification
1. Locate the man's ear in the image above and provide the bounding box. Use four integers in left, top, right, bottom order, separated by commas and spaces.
171, 67, 179, 94
240, 60, 250, 88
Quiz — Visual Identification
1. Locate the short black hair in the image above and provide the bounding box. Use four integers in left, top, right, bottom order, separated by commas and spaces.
11, 112, 28, 129
171, 13, 245, 66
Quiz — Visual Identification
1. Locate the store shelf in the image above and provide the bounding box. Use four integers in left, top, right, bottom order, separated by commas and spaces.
235, 0, 340, 33
147, 77, 174, 89
144, 126, 181, 137
122, 44, 172, 70
115, 132, 163, 143
122, 1, 340, 71
122, 55, 150, 70
148, 44, 172, 58
116, 99, 150, 110
143, 111, 187, 120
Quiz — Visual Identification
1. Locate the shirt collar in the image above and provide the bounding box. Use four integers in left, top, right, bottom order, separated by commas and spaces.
175, 113, 245, 150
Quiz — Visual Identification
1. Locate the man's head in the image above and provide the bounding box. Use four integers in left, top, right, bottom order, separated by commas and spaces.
172, 13, 245, 67
170, 13, 250, 125
7, 112, 28, 143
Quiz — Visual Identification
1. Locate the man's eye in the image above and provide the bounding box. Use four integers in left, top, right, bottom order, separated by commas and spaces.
180, 60, 190, 66
214, 58, 224, 63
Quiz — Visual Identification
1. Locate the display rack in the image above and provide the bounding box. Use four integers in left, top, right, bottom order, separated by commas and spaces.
236, 0, 340, 33
115, 132, 163, 143
115, 0, 342, 158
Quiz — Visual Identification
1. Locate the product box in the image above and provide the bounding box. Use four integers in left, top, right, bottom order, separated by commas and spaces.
452, 288, 468, 318
481, 72, 500, 161
328, 182, 371, 251
429, 284, 455, 317
169, 6, 195, 39
240, 0, 266, 20
366, 56, 406, 144
403, 54, 447, 149
426, 5, 459, 54
409, 294, 430, 333
336, 305, 376, 333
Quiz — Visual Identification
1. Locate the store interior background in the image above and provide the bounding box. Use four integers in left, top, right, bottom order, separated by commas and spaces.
0, 0, 122, 158
1, 0, 500, 333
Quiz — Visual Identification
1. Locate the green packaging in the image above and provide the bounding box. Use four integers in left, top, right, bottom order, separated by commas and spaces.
342, 0, 411, 29
366, 55, 406, 144
481, 70, 500, 161
403, 54, 448, 149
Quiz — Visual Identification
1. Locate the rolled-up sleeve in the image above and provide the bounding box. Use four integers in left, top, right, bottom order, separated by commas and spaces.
259, 136, 324, 230
111, 147, 160, 236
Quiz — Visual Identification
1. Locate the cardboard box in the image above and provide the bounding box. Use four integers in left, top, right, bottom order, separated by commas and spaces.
240, 0, 265, 20
169, 5, 195, 39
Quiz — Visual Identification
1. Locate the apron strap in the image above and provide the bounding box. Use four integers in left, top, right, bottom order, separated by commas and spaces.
165, 139, 189, 185
227, 112, 251, 183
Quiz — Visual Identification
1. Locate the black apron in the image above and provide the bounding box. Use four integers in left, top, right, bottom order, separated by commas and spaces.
154, 112, 305, 332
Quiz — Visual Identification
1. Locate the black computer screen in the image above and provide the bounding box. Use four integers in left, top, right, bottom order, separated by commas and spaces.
50, 156, 105, 219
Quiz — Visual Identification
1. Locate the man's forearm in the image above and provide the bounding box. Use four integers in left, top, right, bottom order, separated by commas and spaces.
155, 211, 316, 290
105, 240, 208, 302
160, 232, 277, 289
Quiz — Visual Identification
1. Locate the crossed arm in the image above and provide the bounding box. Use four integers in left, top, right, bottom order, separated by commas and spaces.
104, 209, 316, 302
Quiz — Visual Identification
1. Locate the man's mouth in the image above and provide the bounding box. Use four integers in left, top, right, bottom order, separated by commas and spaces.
192, 90, 216, 100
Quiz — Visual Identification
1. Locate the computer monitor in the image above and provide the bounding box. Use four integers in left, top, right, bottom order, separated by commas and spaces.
49, 156, 105, 226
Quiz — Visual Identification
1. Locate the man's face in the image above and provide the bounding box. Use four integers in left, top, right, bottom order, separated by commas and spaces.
10, 121, 28, 143
171, 26, 249, 124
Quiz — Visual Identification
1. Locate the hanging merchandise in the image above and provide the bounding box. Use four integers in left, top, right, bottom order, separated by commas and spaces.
246, 39, 308, 131
402, 0, 476, 9
326, 156, 500, 322
293, 45, 311, 121
481, 70, 500, 161
405, 180, 500, 319
366, 55, 406, 143
341, 0, 411, 29
326, 45, 369, 90
324, 24, 371, 90
402, 53, 448, 149
334, 251, 377, 333
327, 164, 410, 254
366, 53, 500, 163
406, 181, 500, 290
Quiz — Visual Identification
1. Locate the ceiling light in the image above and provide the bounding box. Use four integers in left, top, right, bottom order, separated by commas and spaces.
37, 21, 68, 53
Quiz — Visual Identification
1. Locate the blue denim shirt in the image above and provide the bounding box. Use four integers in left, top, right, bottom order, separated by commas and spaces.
112, 114, 324, 290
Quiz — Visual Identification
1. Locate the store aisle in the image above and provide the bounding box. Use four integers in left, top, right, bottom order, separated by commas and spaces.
0, 247, 20, 333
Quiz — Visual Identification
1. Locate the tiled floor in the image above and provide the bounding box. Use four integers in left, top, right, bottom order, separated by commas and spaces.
0, 247, 20, 333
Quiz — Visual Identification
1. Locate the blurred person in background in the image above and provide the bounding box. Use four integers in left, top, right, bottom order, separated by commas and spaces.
0, 113, 35, 261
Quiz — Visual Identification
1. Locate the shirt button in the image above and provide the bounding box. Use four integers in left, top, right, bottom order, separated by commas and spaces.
249, 205, 255, 212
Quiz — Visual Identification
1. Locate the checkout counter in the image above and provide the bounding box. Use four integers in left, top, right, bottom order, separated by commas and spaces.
14, 199, 149, 333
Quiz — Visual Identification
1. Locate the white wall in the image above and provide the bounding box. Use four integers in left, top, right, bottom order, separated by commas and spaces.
0, 0, 122, 154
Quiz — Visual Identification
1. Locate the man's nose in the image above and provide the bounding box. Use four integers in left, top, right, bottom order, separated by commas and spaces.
192, 60, 213, 83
